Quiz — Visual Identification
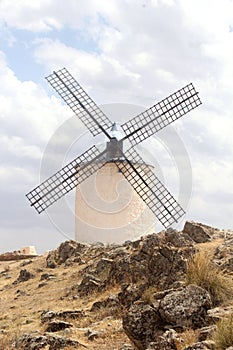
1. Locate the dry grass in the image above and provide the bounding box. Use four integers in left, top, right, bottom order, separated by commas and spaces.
175, 328, 199, 350
141, 286, 158, 304
185, 251, 233, 305
0, 256, 128, 349
212, 313, 233, 349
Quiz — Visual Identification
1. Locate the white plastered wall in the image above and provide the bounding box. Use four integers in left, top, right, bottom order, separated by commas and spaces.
75, 162, 155, 243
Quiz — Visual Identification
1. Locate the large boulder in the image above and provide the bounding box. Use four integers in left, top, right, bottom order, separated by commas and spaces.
123, 303, 161, 350
159, 285, 212, 328
123, 285, 212, 349
183, 221, 212, 243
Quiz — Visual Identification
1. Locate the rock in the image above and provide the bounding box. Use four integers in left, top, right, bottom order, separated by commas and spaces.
118, 284, 146, 307
91, 294, 119, 311
159, 285, 212, 328
198, 325, 217, 341
85, 329, 100, 340
107, 233, 194, 290
46, 251, 57, 268
123, 285, 212, 349
122, 303, 161, 350
95, 258, 114, 281
46, 240, 90, 267
78, 274, 104, 296
45, 320, 73, 332
13, 269, 35, 284
148, 244, 194, 289
183, 340, 215, 350
15, 332, 86, 349
40, 273, 56, 281
207, 305, 233, 322
120, 344, 134, 350
164, 228, 194, 247
145, 329, 181, 349
183, 221, 211, 243
214, 232, 233, 272
41, 310, 85, 323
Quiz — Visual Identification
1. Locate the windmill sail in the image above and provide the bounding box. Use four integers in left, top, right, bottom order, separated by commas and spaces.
26, 146, 107, 213
27, 67, 202, 229
115, 148, 185, 228
121, 83, 201, 147
46, 68, 112, 137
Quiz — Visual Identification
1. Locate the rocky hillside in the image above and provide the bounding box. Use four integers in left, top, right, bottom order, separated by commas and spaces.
0, 221, 232, 350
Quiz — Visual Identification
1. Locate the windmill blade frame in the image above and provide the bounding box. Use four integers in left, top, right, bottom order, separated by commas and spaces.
115, 147, 185, 228
120, 83, 201, 147
26, 146, 107, 214
46, 68, 112, 138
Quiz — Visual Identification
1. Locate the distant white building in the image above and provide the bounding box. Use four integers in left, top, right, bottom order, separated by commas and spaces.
19, 246, 37, 255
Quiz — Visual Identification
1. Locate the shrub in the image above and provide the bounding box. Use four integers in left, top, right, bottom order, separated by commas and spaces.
212, 313, 233, 349
141, 286, 158, 304
185, 251, 233, 305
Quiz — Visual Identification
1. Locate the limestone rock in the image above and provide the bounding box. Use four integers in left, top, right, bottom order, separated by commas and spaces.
183, 221, 212, 243
123, 285, 212, 349
164, 228, 194, 247
41, 310, 85, 323
120, 344, 134, 350
145, 329, 181, 349
13, 269, 35, 284
45, 320, 73, 332
122, 303, 161, 350
159, 285, 212, 328
207, 305, 233, 322
214, 232, 233, 272
78, 274, 104, 296
15, 332, 86, 349
46, 240, 89, 267
148, 244, 194, 289
91, 294, 119, 311
118, 284, 146, 307
198, 325, 217, 341
183, 340, 215, 350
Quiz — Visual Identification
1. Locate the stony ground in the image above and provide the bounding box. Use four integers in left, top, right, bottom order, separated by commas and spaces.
0, 221, 232, 350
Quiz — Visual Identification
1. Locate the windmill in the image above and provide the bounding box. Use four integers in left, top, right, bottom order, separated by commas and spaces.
26, 68, 201, 238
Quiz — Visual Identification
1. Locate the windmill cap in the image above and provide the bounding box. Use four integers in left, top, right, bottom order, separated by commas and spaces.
110, 122, 124, 140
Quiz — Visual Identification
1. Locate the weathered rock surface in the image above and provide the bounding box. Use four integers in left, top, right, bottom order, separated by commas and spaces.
183, 221, 212, 243
123, 285, 212, 349
183, 340, 215, 350
77, 273, 105, 296
123, 303, 161, 350
13, 269, 35, 284
46, 240, 90, 268
15, 332, 86, 349
145, 329, 181, 349
159, 285, 212, 328
214, 231, 233, 272
45, 320, 73, 332
41, 310, 85, 323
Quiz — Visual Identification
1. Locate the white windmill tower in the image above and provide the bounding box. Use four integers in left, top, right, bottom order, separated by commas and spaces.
26, 68, 201, 243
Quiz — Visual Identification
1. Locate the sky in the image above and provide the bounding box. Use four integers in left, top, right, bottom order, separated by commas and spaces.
0, 0, 233, 254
